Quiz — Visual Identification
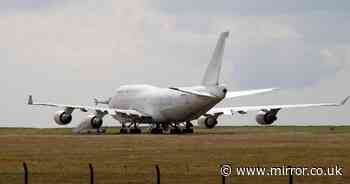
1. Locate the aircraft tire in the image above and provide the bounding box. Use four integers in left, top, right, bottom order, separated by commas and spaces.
170, 128, 182, 134
150, 128, 163, 134
130, 128, 142, 134
182, 128, 194, 134
120, 128, 129, 134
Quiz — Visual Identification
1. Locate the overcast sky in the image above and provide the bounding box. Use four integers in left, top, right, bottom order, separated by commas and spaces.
0, 0, 349, 127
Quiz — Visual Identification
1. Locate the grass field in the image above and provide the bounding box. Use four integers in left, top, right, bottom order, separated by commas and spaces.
0, 126, 349, 184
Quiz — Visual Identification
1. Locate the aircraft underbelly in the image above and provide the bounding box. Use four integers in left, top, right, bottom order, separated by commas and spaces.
160, 105, 194, 122
158, 96, 219, 123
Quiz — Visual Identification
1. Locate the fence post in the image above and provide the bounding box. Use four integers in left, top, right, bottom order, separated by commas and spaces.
287, 165, 293, 184
89, 163, 94, 184
23, 162, 28, 184
155, 165, 160, 184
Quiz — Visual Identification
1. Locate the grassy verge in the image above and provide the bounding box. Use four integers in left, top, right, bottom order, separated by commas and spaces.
0, 126, 349, 184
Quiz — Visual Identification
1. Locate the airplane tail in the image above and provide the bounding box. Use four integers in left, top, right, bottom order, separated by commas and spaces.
201, 31, 229, 86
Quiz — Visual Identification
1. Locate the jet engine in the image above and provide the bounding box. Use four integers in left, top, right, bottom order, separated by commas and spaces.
255, 109, 280, 125
81, 114, 103, 129
197, 116, 218, 129
54, 110, 72, 125
73, 114, 105, 134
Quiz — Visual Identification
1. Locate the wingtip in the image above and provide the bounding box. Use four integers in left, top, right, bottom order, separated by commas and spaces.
340, 96, 350, 105
263, 87, 279, 93
221, 31, 229, 38
28, 95, 33, 105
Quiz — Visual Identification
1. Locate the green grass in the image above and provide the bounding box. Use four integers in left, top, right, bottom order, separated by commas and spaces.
0, 126, 349, 184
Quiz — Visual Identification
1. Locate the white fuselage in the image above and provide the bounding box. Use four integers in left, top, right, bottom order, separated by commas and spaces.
108, 84, 226, 124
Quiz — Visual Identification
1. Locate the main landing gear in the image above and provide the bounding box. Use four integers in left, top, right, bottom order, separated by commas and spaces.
169, 121, 194, 134
120, 121, 142, 134
120, 128, 128, 134
129, 127, 142, 134
120, 122, 128, 134
129, 122, 142, 134
119, 121, 194, 135
150, 123, 163, 134
182, 121, 194, 134
169, 123, 182, 134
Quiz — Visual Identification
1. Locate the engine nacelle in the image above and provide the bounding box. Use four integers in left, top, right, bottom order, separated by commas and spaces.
54, 110, 72, 125
255, 109, 279, 125
81, 114, 104, 129
73, 114, 105, 134
197, 116, 218, 129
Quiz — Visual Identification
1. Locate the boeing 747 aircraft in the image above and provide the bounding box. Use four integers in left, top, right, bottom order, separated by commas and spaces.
28, 32, 349, 134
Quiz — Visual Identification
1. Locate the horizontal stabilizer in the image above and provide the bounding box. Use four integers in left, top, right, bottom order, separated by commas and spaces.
340, 96, 350, 105
225, 88, 277, 98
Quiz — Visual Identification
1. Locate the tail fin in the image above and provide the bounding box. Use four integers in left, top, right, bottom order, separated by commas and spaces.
201, 31, 229, 86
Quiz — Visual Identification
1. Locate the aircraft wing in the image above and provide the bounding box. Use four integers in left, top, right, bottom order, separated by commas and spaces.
208, 96, 349, 115
225, 88, 277, 98
27, 95, 149, 117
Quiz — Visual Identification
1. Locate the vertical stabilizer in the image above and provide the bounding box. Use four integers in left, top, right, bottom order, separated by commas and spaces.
201, 31, 229, 86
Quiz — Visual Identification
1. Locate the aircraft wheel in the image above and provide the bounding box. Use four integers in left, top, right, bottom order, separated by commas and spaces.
185, 121, 194, 128
182, 128, 194, 134
96, 128, 106, 134
120, 128, 129, 134
130, 128, 142, 134
150, 128, 163, 134
170, 127, 182, 134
